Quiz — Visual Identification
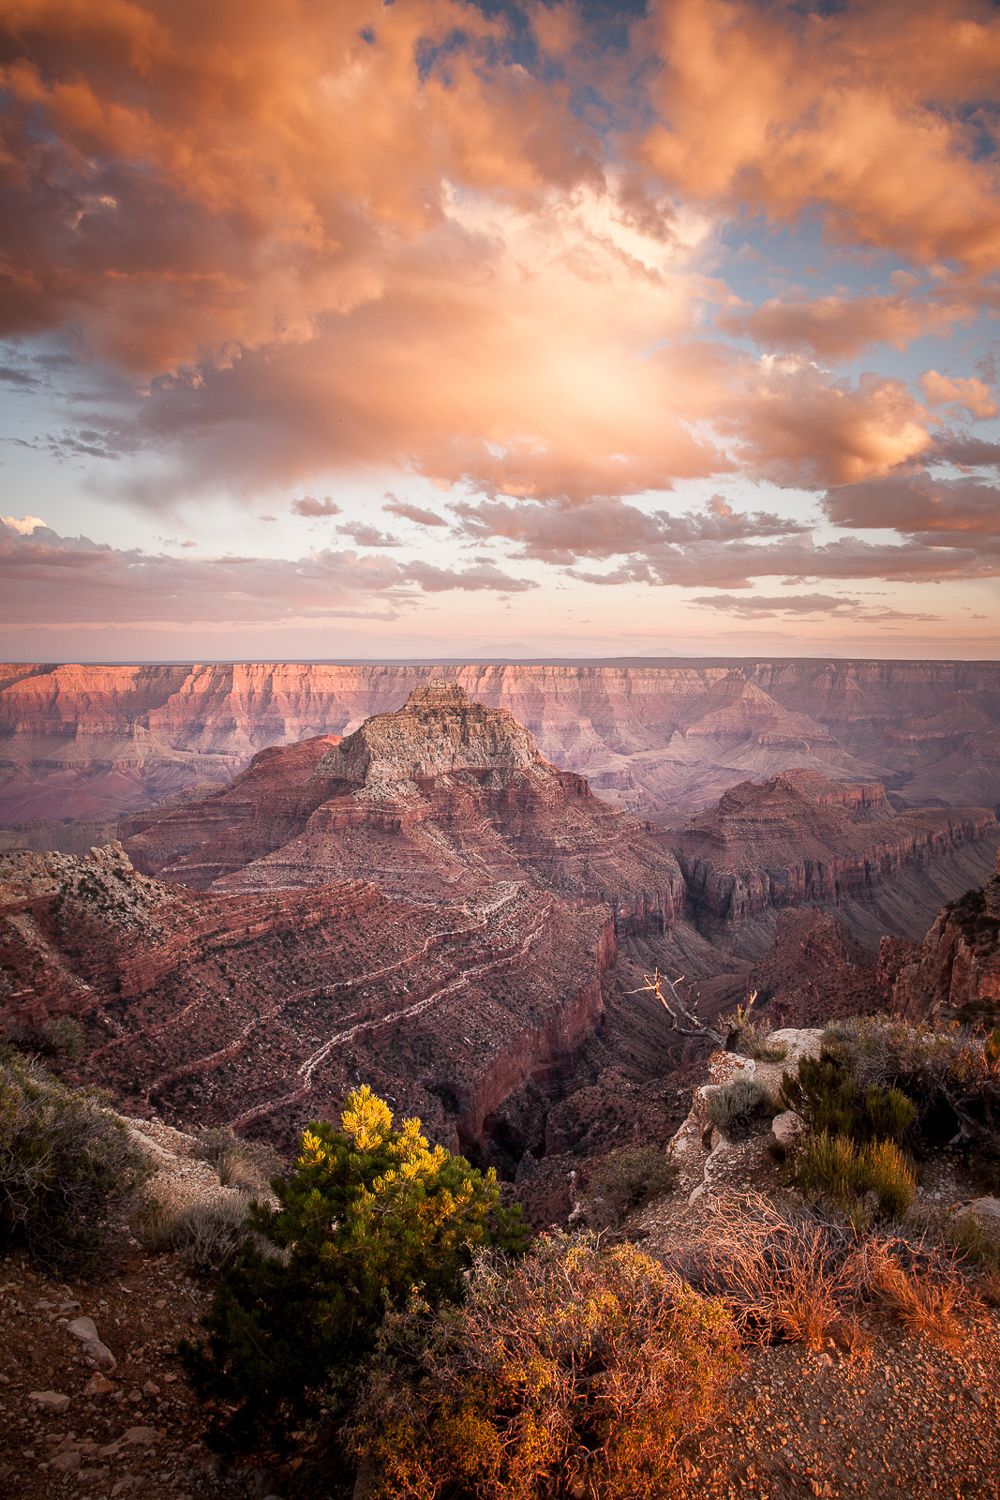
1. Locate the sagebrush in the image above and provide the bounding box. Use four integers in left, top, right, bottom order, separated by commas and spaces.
707, 1079, 768, 1139
0, 1047, 151, 1272
349, 1233, 741, 1500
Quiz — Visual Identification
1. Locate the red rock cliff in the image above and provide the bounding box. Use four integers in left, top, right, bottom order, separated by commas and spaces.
889, 849, 1000, 1029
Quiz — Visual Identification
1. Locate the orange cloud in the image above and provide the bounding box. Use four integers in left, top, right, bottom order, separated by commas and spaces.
640, 0, 1000, 269
0, 0, 994, 535
721, 294, 970, 361
919, 370, 997, 419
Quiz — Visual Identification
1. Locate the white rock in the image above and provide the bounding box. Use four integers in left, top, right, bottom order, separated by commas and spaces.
956, 1196, 1000, 1227
66, 1315, 117, 1372
771, 1110, 806, 1149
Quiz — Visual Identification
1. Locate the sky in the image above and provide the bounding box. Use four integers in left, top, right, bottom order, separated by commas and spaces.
1, 0, 999, 663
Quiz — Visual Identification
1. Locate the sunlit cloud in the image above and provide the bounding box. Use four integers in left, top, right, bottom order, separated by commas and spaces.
0, 0, 998, 655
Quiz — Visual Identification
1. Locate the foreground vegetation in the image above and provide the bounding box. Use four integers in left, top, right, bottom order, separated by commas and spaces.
2, 1012, 999, 1497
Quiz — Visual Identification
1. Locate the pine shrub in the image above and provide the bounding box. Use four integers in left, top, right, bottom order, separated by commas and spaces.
780, 1051, 916, 1147
182, 1085, 528, 1453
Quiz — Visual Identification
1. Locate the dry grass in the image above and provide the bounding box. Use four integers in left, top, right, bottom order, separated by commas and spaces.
133, 1180, 252, 1271
665, 1193, 984, 1355
865, 1243, 967, 1344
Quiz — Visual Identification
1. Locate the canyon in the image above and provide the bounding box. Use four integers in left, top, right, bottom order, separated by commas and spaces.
2, 678, 998, 1186
2, 658, 1000, 834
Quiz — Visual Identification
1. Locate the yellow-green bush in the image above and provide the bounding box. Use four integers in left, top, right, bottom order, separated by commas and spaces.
793, 1131, 916, 1221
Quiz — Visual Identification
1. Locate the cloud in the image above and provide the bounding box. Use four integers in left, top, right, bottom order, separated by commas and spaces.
730, 366, 933, 487
567, 532, 1000, 590
2, 514, 46, 535
692, 592, 940, 622
823, 473, 1000, 541
919, 370, 997, 420
0, 520, 534, 627
640, 0, 1000, 270
448, 494, 806, 563
291, 495, 341, 517
336, 522, 400, 547
400, 560, 537, 594
721, 294, 969, 362
383, 497, 446, 527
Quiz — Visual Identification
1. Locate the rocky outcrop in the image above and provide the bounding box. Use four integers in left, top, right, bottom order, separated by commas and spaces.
122, 683, 687, 933
0, 843, 615, 1154
672, 768, 998, 954
889, 848, 1000, 1029
4, 658, 1000, 827
751, 908, 880, 1028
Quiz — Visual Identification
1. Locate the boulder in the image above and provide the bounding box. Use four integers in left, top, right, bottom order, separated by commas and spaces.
67, 1315, 117, 1372
771, 1110, 806, 1150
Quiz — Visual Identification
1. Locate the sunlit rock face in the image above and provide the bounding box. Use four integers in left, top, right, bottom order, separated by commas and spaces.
4, 658, 1000, 828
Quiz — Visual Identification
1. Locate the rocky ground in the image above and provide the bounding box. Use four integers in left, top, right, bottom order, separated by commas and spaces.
3, 1033, 1000, 1498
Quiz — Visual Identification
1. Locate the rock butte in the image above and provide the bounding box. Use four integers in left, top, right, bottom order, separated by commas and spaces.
4, 658, 1000, 831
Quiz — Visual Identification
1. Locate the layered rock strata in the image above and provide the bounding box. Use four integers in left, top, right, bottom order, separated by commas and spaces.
0, 843, 614, 1154
4, 657, 1000, 827
123, 682, 687, 932
673, 768, 998, 954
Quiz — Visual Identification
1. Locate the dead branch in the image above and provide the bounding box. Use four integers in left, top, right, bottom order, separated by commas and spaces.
630, 970, 725, 1047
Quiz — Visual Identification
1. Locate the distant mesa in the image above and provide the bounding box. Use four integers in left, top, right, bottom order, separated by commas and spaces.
673, 767, 998, 955
123, 681, 687, 932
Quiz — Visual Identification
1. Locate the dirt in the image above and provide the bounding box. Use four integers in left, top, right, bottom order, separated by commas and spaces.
0, 1249, 258, 1500
677, 1321, 1000, 1499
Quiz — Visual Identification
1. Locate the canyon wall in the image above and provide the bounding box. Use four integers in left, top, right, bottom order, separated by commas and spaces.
674, 768, 999, 954
890, 849, 1000, 1030
0, 842, 616, 1154
3, 657, 1000, 828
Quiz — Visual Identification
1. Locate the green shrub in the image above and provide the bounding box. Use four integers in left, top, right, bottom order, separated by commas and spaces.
707, 1079, 767, 1139
793, 1131, 916, 1221
582, 1146, 678, 1229
781, 1050, 917, 1146
3, 1014, 85, 1061
0, 1048, 152, 1272
182, 1085, 529, 1453
348, 1234, 741, 1500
